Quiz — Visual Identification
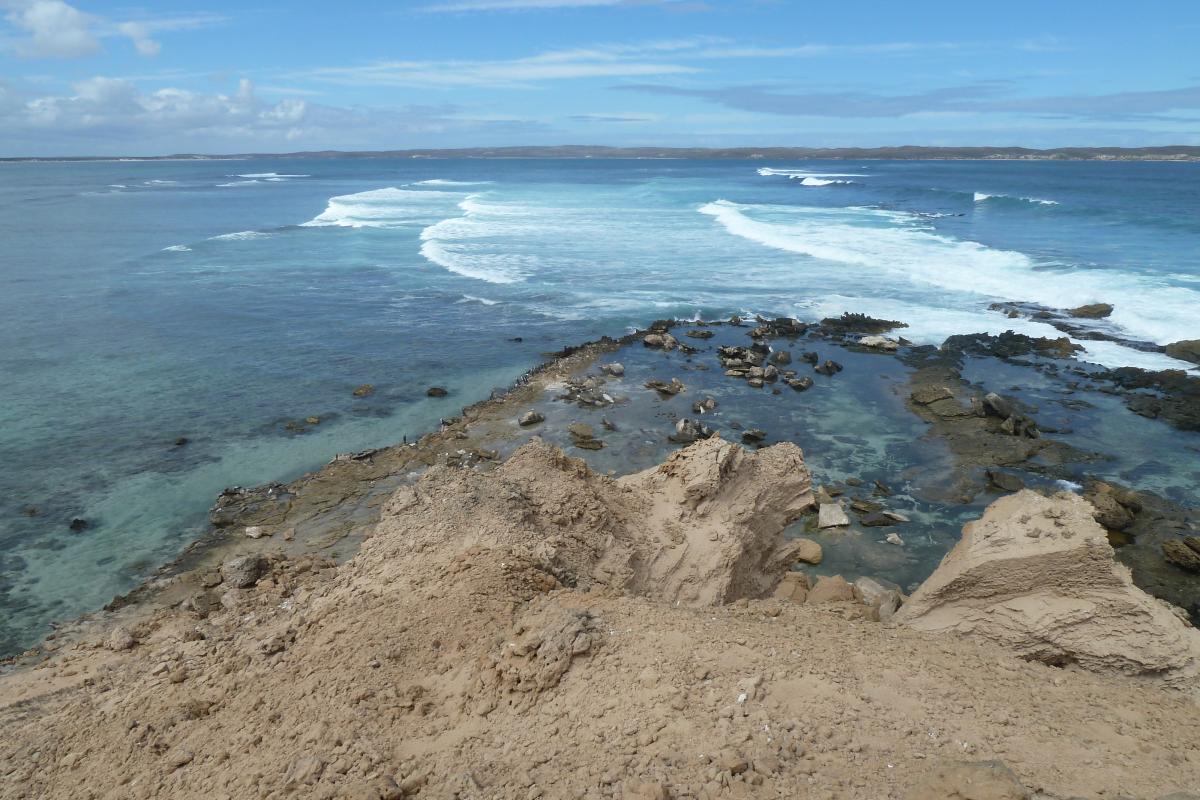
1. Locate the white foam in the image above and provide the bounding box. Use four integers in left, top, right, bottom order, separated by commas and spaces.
210, 230, 270, 241
799, 177, 853, 187
235, 172, 309, 178
757, 167, 868, 178
108, 184, 126, 189
457, 294, 501, 306
414, 179, 495, 186
700, 199, 1200, 348
417, 194, 543, 284
144, 180, 177, 185
162, 244, 191, 252
218, 180, 260, 187
974, 191, 1058, 205
302, 187, 464, 228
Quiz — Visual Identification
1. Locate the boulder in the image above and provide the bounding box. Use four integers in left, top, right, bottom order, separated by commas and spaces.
1068, 303, 1114, 319
1163, 538, 1200, 573
910, 386, 953, 406
1085, 491, 1134, 531
817, 503, 850, 529
518, 411, 545, 427
896, 490, 1200, 684
1165, 339, 1200, 365
806, 575, 859, 604
426, 386, 448, 398
669, 418, 713, 444
643, 333, 679, 351
792, 538, 823, 565
855, 577, 903, 622
220, 555, 267, 590
601, 362, 625, 376
352, 384, 374, 397
858, 335, 899, 351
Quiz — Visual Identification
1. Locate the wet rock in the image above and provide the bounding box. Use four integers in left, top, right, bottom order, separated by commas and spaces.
800, 351, 819, 365
943, 331, 1082, 360
426, 386, 448, 397
860, 512, 896, 527
1086, 491, 1134, 532
885, 532, 905, 546
769, 349, 791, 366
982, 392, 1016, 419
21, 505, 38, 517
910, 386, 953, 406
740, 428, 766, 444
643, 333, 679, 351
691, 396, 717, 414
1163, 538, 1200, 573
209, 483, 293, 528
858, 334, 899, 351
820, 312, 908, 334
518, 411, 545, 426
785, 376, 813, 392
1164, 339, 1200, 365
814, 360, 843, 376
685, 329, 714, 339
645, 378, 685, 397
807, 575, 859, 604
817, 503, 850, 529
600, 362, 625, 376
68, 518, 89, 533
220, 555, 267, 589
986, 470, 1025, 493
1068, 303, 1114, 319
173, 437, 189, 447
748, 317, 808, 339
304, 416, 320, 425
352, 384, 375, 397
568, 423, 604, 451
669, 418, 714, 444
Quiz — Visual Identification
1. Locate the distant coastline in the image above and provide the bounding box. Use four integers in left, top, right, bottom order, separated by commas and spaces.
4, 144, 1200, 163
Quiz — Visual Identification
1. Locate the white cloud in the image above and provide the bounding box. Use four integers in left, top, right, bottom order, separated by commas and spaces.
0, 1, 223, 58
0, 76, 555, 154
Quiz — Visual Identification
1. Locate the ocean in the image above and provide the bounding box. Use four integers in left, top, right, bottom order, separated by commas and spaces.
2, 156, 1199, 654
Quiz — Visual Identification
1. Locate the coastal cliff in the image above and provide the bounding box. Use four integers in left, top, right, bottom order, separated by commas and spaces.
2, 438, 1198, 799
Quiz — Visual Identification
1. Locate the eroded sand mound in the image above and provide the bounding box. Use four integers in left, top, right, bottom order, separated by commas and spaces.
896, 490, 1200, 685
2, 441, 1199, 799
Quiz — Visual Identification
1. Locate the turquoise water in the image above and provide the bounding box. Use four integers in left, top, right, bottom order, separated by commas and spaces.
2, 157, 1199, 653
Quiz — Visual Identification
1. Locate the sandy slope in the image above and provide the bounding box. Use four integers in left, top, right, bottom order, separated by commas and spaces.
1, 438, 1198, 799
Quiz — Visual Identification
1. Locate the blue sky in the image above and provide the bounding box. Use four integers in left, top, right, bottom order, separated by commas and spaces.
1, 0, 1198, 155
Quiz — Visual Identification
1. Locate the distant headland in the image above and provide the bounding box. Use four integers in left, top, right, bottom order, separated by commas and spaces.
4, 144, 1200, 162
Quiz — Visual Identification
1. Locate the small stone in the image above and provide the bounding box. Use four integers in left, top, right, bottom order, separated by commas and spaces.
244, 526, 267, 539
352, 384, 375, 397
886, 532, 904, 546
69, 518, 89, 533
426, 386, 448, 397
1163, 538, 1200, 573
305, 416, 320, 425
518, 411, 545, 427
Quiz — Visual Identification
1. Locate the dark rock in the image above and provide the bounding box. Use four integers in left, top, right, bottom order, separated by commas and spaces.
352, 384, 375, 397
426, 386, 449, 398
645, 377, 685, 396
1068, 303, 1114, 319
819, 312, 908, 334
573, 439, 604, 451
800, 351, 819, 365
643, 332, 679, 350
1165, 339, 1200, 365
669, 418, 714, 444
648, 319, 675, 332
220, 555, 267, 589
173, 437, 190, 447
518, 411, 544, 426
785, 376, 813, 392
68, 518, 89, 533
692, 396, 717, 414
986, 470, 1025, 492
872, 480, 892, 497
910, 386, 953, 406
942, 330, 1082, 360
21, 505, 38, 517
814, 360, 843, 376
770, 350, 791, 366
1163, 538, 1200, 573
1086, 491, 1134, 531
685, 329, 715, 339
860, 512, 896, 527
982, 392, 1017, 419
741, 428, 767, 443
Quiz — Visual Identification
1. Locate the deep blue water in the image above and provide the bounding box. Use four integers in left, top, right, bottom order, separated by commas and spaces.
2, 157, 1198, 654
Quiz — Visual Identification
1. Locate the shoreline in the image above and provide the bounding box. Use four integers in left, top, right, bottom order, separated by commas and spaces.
7, 311, 1199, 669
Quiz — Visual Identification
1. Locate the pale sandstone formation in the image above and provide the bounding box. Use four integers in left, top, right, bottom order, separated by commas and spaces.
896, 490, 1200, 685
3, 444, 1200, 799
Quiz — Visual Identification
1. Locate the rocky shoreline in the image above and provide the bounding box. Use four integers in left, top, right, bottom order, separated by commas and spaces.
2, 311, 1200, 797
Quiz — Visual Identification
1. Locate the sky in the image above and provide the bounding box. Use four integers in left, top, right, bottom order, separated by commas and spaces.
0, 0, 1198, 156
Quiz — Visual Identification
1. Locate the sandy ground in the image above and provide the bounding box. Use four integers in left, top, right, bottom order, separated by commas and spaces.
1, 438, 1198, 800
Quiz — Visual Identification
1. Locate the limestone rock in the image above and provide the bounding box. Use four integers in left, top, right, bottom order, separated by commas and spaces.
792, 538, 822, 565
518, 411, 544, 426
905, 760, 1030, 800
220, 555, 267, 590
858, 334, 899, 351
1068, 303, 1114, 319
817, 503, 850, 529
1164, 339, 1200, 365
1163, 538, 1200, 573
896, 490, 1200, 684
806, 575, 858, 604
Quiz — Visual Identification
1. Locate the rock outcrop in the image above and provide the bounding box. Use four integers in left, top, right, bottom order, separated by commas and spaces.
896, 490, 1200, 685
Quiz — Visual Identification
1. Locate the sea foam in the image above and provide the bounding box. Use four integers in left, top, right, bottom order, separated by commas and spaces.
699, 199, 1200, 353
974, 192, 1058, 205
302, 187, 464, 228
